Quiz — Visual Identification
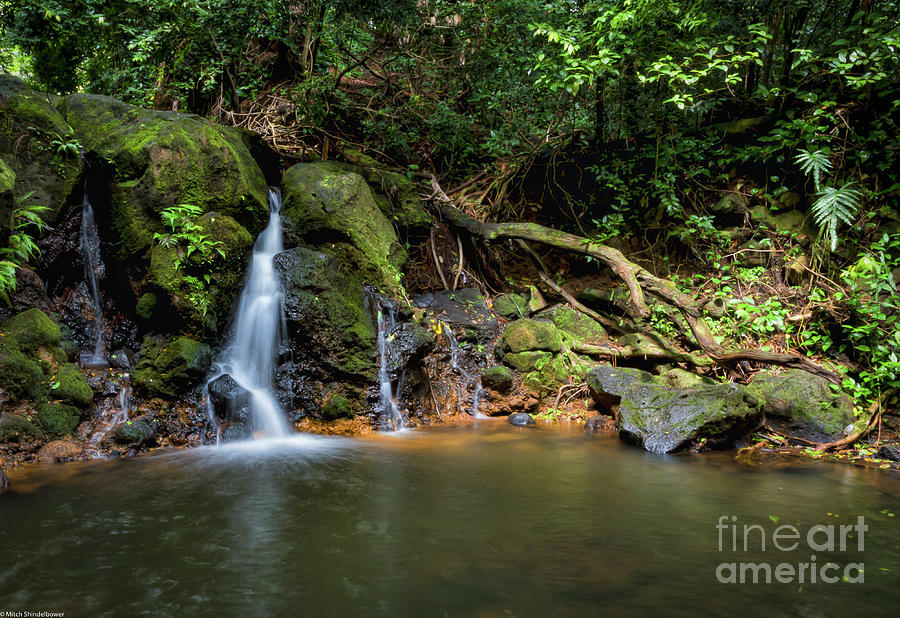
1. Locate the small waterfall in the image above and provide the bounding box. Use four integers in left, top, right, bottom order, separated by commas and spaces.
376, 302, 405, 431
79, 190, 107, 367
209, 189, 290, 439
471, 380, 485, 418
446, 324, 460, 370
88, 380, 132, 450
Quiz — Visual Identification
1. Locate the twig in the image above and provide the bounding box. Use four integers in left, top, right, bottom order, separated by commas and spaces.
452, 234, 464, 290
430, 229, 450, 290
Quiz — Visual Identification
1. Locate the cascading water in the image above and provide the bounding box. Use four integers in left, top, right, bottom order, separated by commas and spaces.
87, 382, 132, 452
208, 189, 290, 439
376, 302, 405, 431
79, 189, 107, 367
471, 381, 485, 418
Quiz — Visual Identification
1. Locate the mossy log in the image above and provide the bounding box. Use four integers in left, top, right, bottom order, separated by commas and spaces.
433, 179, 839, 383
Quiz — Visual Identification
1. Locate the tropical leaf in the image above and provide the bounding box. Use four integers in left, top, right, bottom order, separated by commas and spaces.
811, 183, 862, 251
794, 148, 832, 192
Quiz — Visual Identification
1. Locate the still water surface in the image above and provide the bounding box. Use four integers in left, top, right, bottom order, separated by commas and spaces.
1, 422, 898, 616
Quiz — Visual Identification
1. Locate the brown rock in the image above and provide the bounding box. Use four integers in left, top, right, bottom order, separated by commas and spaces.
36, 440, 85, 464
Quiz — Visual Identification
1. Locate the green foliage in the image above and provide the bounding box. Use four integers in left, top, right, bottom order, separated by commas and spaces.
810, 184, 862, 252
0, 193, 49, 304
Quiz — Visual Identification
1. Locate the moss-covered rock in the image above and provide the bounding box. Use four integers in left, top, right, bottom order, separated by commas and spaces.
322, 394, 353, 420
540, 307, 608, 346
747, 369, 855, 441
276, 246, 377, 382
135, 292, 157, 320
133, 336, 212, 397
0, 345, 44, 399
618, 382, 763, 453
498, 318, 562, 354
502, 350, 553, 372
110, 419, 157, 445
0, 413, 41, 442
52, 363, 93, 408
0, 75, 82, 222
281, 161, 406, 293
1, 307, 61, 355
63, 93, 268, 257
481, 365, 513, 392
493, 293, 527, 320
522, 354, 570, 396
147, 211, 253, 329
35, 403, 82, 438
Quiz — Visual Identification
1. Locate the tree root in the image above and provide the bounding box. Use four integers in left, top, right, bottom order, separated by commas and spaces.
432, 177, 841, 383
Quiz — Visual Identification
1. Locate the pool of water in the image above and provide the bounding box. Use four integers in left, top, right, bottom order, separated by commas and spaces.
1, 421, 899, 616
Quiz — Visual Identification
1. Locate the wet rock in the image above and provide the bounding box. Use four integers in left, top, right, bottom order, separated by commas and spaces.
493, 293, 527, 320
414, 289, 497, 344
208, 374, 251, 424
110, 419, 157, 445
502, 351, 553, 372
585, 415, 611, 432
618, 382, 762, 454
586, 365, 656, 410
876, 445, 900, 462
36, 440, 84, 463
508, 412, 536, 427
746, 369, 855, 442
481, 366, 512, 393
108, 349, 132, 370
132, 336, 212, 397
0, 413, 41, 442
499, 318, 562, 354
221, 424, 251, 442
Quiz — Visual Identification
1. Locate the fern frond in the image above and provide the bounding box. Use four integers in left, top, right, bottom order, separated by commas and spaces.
794, 149, 832, 192
811, 183, 862, 251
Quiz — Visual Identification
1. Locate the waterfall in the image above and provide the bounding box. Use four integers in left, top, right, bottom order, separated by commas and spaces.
88, 381, 132, 449
79, 190, 107, 367
445, 323, 460, 370
471, 381, 485, 418
210, 189, 290, 439
375, 301, 404, 431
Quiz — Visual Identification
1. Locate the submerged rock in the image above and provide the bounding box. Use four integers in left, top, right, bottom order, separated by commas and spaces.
508, 412, 536, 427
746, 369, 855, 442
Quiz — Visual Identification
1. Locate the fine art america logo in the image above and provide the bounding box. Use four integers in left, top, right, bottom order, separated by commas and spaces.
715, 515, 867, 584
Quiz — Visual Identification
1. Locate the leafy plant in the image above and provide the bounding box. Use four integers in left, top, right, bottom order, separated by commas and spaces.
0, 193, 49, 304
794, 148, 862, 251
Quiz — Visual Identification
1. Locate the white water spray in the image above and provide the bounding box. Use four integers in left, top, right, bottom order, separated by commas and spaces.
210, 189, 290, 438
376, 302, 405, 431
79, 191, 106, 367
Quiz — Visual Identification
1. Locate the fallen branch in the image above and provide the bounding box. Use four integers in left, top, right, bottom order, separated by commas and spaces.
432, 176, 841, 383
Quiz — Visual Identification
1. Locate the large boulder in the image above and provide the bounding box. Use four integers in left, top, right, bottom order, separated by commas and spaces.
0, 75, 82, 222
539, 307, 608, 346
281, 161, 406, 293
618, 382, 763, 453
63, 93, 269, 257
746, 369, 855, 442
207, 374, 251, 424
586, 364, 763, 453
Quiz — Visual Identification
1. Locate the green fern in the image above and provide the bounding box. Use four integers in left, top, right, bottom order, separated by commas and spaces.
793, 149, 832, 192
811, 183, 861, 251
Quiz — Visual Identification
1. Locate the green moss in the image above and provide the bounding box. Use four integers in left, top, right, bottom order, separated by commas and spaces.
282, 162, 406, 294
323, 395, 352, 419
35, 403, 81, 438
502, 351, 552, 372
541, 307, 607, 346
1, 308, 62, 355
133, 336, 212, 397
0, 345, 45, 399
0, 413, 41, 441
498, 318, 562, 354
747, 369, 854, 437
0, 157, 14, 229
64, 93, 268, 258
136, 293, 157, 319
53, 364, 94, 408
110, 419, 157, 445
481, 365, 512, 392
